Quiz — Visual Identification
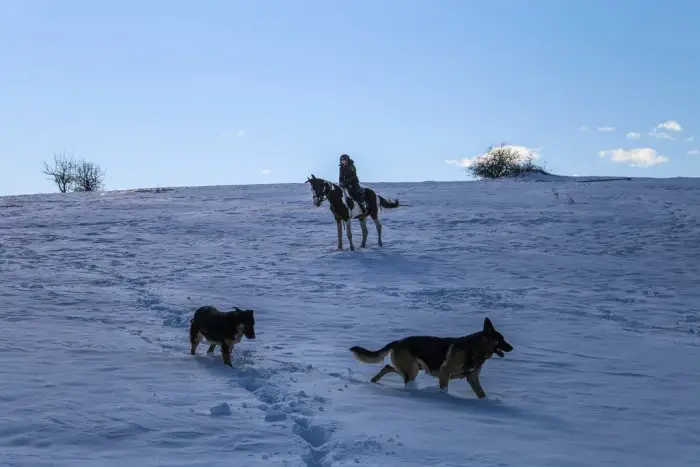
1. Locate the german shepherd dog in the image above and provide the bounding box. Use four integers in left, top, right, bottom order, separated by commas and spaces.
350, 317, 513, 398
189, 305, 256, 367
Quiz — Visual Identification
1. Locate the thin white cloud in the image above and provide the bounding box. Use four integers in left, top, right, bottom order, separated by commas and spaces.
649, 129, 675, 140
685, 136, 694, 142
597, 126, 616, 132
446, 145, 540, 169
579, 125, 589, 132
261, 168, 271, 175
688, 149, 699, 156
626, 132, 641, 140
221, 129, 246, 137
598, 148, 669, 167
656, 120, 683, 132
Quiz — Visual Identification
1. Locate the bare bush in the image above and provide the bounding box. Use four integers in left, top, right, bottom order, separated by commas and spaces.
72, 160, 106, 192
468, 144, 548, 180
40, 152, 106, 193
41, 152, 76, 193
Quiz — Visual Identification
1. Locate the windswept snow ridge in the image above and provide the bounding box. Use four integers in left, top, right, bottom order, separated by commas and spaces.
1, 178, 699, 466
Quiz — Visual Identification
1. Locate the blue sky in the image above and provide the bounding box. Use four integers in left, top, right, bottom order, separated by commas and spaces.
1, 0, 699, 195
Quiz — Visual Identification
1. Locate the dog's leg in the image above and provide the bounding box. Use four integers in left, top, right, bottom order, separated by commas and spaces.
371, 364, 398, 383
405, 361, 420, 386
466, 367, 486, 398
189, 324, 201, 355
360, 217, 368, 248
345, 219, 355, 251
392, 350, 420, 386
207, 344, 217, 355
336, 219, 343, 250
220, 341, 233, 367
438, 366, 451, 391
438, 345, 456, 391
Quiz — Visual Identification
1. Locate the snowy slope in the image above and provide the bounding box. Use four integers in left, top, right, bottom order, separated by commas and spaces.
1, 178, 699, 467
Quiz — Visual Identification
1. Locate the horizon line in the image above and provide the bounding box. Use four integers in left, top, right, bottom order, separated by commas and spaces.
4, 174, 700, 199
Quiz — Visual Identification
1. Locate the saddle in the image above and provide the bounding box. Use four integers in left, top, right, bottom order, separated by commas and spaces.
342, 187, 368, 216
342, 186, 366, 202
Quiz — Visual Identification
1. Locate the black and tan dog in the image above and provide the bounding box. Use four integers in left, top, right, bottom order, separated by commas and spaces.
189, 305, 256, 367
350, 317, 513, 398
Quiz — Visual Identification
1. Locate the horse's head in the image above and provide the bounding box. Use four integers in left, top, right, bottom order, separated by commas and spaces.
305, 174, 329, 207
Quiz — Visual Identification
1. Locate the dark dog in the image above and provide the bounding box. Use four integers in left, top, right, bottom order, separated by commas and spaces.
189, 305, 256, 367
350, 317, 513, 398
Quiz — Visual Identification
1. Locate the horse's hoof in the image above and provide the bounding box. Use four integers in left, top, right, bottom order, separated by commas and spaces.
350, 246, 355, 251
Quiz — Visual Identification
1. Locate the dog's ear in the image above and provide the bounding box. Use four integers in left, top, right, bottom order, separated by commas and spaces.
483, 317, 494, 332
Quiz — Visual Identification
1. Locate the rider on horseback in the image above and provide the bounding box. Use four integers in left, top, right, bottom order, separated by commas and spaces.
338, 154, 367, 214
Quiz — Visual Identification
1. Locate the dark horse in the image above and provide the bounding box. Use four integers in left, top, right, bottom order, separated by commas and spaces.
305, 174, 400, 250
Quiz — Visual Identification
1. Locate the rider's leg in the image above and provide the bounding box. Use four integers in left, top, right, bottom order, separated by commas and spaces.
353, 185, 366, 212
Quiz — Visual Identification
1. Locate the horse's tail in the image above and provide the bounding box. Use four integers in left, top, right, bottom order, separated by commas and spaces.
378, 196, 400, 212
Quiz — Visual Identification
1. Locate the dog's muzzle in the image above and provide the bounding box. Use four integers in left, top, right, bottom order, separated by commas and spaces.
494, 342, 513, 357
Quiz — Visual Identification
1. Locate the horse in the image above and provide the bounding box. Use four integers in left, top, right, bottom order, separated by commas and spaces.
305, 174, 400, 251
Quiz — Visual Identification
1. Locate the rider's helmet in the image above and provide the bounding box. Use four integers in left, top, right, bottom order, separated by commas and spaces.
340, 154, 350, 165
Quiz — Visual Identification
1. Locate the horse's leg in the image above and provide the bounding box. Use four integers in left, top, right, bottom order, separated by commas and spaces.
345, 219, 355, 251
336, 218, 343, 250
370, 192, 383, 247
360, 217, 369, 248
373, 214, 383, 247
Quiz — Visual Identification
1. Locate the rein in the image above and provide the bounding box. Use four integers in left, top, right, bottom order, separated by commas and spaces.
313, 182, 333, 205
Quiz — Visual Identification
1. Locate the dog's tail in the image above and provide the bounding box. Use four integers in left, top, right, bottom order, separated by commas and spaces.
349, 341, 396, 364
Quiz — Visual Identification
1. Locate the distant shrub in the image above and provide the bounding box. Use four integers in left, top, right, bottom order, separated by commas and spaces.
72, 160, 106, 192
41, 152, 76, 193
41, 151, 106, 193
468, 144, 548, 180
